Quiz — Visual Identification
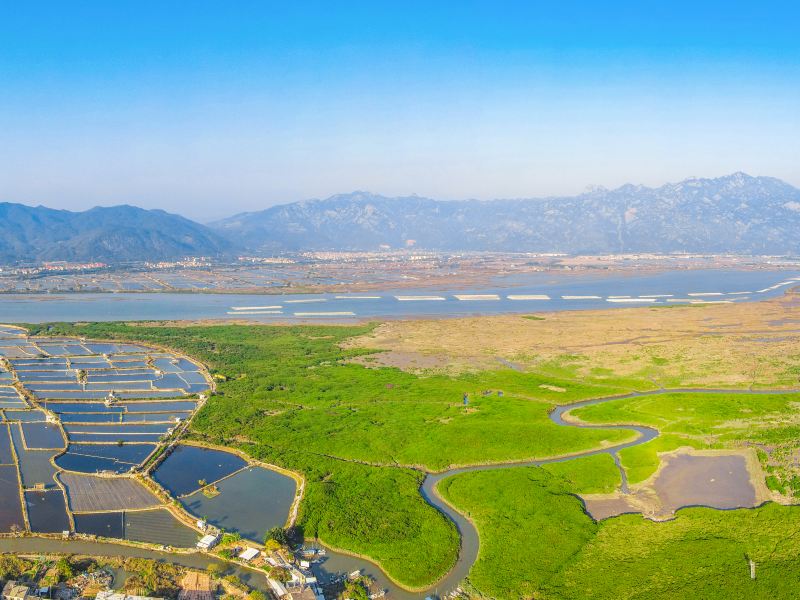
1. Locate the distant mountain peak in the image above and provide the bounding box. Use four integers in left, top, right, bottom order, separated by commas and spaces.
210, 173, 800, 254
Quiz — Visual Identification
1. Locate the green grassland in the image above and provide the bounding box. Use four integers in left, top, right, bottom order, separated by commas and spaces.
571, 392, 800, 492
28, 323, 638, 469
438, 455, 620, 599
439, 459, 800, 599
24, 321, 800, 597
26, 321, 639, 589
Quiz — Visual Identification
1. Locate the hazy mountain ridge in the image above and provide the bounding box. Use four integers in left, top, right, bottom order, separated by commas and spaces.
0, 204, 233, 263
211, 173, 800, 254
3, 173, 799, 264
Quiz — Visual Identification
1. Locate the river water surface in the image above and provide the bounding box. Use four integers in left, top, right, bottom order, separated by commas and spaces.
1, 269, 796, 322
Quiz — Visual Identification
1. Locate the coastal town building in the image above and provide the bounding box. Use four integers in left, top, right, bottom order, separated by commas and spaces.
196, 533, 221, 551
238, 548, 260, 562
2, 582, 33, 600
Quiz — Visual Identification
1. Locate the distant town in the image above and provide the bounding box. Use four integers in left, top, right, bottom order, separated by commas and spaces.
1, 253, 796, 295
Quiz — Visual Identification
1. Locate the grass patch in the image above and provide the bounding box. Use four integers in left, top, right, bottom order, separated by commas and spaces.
26, 320, 800, 594
24, 321, 636, 588
438, 459, 611, 600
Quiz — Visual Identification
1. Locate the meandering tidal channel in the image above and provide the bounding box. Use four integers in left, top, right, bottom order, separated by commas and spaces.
404, 387, 799, 599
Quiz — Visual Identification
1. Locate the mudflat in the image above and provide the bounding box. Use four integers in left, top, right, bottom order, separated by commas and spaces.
348, 290, 800, 388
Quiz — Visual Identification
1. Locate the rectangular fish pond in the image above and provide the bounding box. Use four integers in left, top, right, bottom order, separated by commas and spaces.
11, 424, 59, 487
67, 433, 165, 443
0, 424, 14, 464
55, 443, 157, 474
21, 422, 65, 449
25, 490, 70, 533
45, 402, 125, 413
74, 509, 200, 548
5, 409, 48, 422
0, 464, 25, 532
59, 472, 161, 512
63, 423, 174, 435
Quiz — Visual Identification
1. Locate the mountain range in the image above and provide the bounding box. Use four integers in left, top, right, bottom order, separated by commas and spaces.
212, 172, 800, 255
2, 173, 800, 264
0, 204, 232, 264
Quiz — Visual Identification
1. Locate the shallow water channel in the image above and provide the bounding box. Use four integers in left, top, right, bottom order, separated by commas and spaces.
404, 388, 800, 599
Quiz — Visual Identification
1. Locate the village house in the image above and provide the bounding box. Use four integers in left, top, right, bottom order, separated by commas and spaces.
196, 532, 220, 551
238, 548, 260, 562
2, 581, 33, 600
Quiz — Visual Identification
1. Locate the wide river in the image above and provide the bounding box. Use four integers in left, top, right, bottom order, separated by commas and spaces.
1, 268, 797, 322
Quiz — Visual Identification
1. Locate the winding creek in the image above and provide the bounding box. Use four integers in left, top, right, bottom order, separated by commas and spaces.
410, 387, 800, 599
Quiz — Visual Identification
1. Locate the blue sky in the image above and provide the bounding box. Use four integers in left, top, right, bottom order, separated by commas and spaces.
0, 1, 798, 220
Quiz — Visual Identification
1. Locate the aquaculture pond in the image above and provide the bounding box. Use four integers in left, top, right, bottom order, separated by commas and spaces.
63, 423, 173, 435
152, 444, 247, 497
123, 508, 201, 547
5, 409, 47, 422
0, 465, 25, 532
21, 422, 65, 449
59, 472, 160, 512
0, 325, 215, 542
0, 424, 13, 463
74, 512, 125, 539
59, 413, 128, 423
68, 433, 164, 443
46, 402, 126, 414
180, 466, 296, 542
125, 401, 198, 412
122, 412, 192, 423
11, 425, 60, 487
55, 443, 156, 474
73, 508, 200, 547
0, 394, 27, 409
25, 490, 70, 533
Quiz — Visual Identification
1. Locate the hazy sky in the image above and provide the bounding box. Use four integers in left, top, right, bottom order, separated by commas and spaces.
1, 1, 798, 221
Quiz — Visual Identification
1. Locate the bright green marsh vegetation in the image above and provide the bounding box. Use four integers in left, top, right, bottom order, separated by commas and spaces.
27, 321, 637, 589
25, 321, 800, 598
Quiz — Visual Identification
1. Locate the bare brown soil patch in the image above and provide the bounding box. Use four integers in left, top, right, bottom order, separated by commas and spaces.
581, 448, 772, 521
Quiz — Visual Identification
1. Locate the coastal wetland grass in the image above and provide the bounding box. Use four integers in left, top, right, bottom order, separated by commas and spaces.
22, 300, 800, 596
